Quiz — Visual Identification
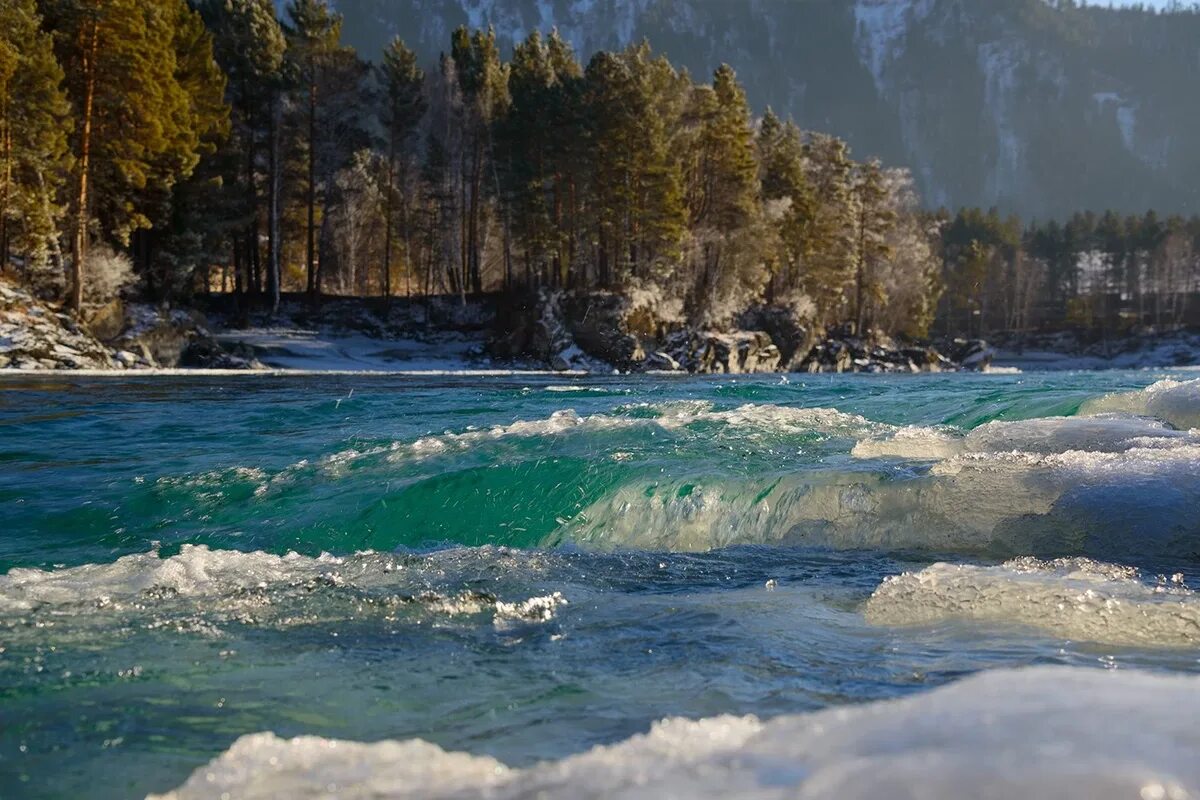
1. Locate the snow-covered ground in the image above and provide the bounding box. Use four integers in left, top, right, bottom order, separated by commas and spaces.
992, 331, 1200, 371
212, 327, 488, 372
203, 327, 584, 375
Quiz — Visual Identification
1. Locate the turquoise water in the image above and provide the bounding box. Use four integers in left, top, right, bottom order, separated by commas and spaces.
1, 371, 1199, 798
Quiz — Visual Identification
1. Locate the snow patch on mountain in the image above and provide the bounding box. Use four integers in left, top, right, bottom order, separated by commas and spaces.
853, 0, 912, 95
977, 39, 1026, 202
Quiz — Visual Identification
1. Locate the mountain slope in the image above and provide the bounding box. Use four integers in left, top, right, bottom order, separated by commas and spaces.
316, 0, 1200, 217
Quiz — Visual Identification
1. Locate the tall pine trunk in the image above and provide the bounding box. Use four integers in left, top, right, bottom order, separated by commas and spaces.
469, 137, 483, 295
0, 102, 11, 273
70, 19, 99, 314
382, 128, 395, 299
305, 72, 318, 299
268, 99, 281, 313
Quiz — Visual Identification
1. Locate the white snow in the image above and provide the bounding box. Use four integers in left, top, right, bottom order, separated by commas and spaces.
977, 40, 1026, 200
153, 665, 1200, 800
854, 0, 915, 94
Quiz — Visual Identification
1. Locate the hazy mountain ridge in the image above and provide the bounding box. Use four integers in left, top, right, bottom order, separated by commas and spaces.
307, 0, 1200, 217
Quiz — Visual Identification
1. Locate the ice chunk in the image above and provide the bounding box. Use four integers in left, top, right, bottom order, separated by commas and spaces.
152, 666, 1200, 799
866, 557, 1200, 647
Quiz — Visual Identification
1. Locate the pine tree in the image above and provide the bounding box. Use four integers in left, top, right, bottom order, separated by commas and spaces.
683, 63, 759, 316
625, 44, 686, 284
499, 32, 547, 286
579, 44, 685, 289
378, 37, 425, 298
543, 30, 586, 288
198, 0, 286, 304
0, 0, 70, 283
450, 26, 507, 296
41, 0, 220, 311
851, 159, 896, 334
756, 109, 813, 301
802, 133, 857, 325
132, 2, 230, 299
284, 0, 366, 298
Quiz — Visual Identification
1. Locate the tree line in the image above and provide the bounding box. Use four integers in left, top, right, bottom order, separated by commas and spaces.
941, 208, 1200, 338
1, 0, 1196, 340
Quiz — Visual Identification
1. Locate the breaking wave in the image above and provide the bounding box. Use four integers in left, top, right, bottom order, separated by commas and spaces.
563, 413, 1200, 557
0, 544, 568, 629
135, 382, 1200, 559
151, 666, 1200, 800
1081, 377, 1200, 429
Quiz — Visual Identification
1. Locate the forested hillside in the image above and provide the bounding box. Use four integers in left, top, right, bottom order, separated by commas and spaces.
1, 0, 1198, 353
324, 0, 1200, 218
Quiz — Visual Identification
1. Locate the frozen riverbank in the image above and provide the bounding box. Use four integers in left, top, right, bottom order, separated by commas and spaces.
991, 330, 1200, 371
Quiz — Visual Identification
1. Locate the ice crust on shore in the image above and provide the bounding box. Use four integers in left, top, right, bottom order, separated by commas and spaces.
151, 666, 1200, 800
866, 557, 1200, 647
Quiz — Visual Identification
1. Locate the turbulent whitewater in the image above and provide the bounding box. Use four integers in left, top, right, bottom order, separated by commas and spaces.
1, 371, 1199, 799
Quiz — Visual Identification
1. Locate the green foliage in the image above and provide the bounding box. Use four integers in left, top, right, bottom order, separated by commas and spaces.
8, 4, 1193, 343
40, 0, 229, 308
0, 0, 71, 282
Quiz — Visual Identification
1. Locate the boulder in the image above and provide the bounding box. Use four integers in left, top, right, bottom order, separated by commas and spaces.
939, 338, 995, 371
180, 336, 264, 370
83, 299, 126, 341
738, 306, 815, 370
0, 279, 117, 369
666, 330, 781, 374
562, 292, 646, 369
112, 304, 261, 370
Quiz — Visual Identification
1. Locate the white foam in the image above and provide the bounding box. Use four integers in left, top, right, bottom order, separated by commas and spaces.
0, 545, 325, 612
851, 424, 961, 460
866, 558, 1200, 647
0, 546, 566, 626
152, 665, 1200, 799
193, 402, 884, 496
853, 413, 1193, 461
1081, 378, 1200, 430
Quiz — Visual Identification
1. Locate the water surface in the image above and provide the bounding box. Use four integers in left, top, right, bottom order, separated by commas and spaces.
2, 370, 1198, 798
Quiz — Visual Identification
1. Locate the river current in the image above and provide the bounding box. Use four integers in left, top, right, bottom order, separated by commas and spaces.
1, 370, 1199, 798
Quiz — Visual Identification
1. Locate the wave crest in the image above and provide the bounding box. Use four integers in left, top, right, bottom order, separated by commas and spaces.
1081, 378, 1200, 429
0, 545, 568, 629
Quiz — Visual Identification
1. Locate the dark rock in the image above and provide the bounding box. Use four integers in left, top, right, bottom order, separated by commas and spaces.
939, 338, 995, 371
180, 336, 263, 370
666, 330, 781, 374
738, 305, 816, 370
562, 292, 645, 369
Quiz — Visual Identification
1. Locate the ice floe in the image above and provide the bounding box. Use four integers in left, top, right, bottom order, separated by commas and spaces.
151, 665, 1200, 799
866, 557, 1200, 647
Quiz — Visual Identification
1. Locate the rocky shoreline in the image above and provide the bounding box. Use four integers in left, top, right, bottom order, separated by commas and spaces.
5, 279, 1197, 374
490, 289, 996, 375
0, 280, 261, 371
